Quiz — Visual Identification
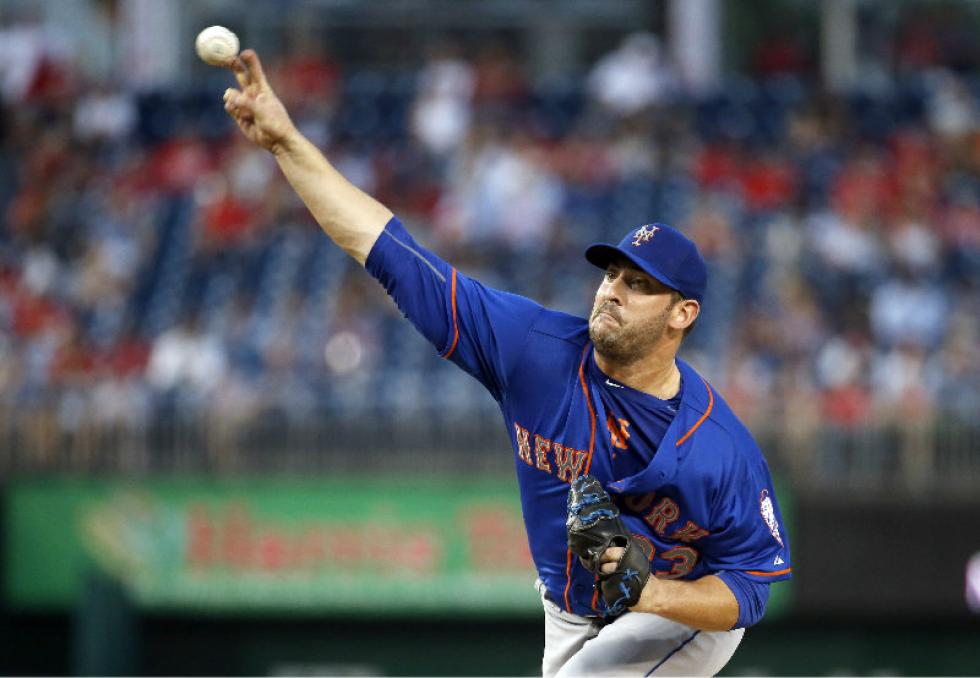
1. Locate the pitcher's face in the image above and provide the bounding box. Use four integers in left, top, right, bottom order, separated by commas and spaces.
589, 259, 678, 363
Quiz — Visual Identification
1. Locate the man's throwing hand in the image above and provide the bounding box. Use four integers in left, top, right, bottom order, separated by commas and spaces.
222, 50, 296, 154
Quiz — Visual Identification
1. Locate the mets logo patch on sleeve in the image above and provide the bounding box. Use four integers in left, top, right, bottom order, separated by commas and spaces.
759, 489, 783, 547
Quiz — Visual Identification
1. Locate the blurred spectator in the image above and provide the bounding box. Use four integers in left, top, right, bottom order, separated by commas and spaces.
437, 124, 561, 249
0, 12, 73, 103
273, 38, 341, 147
869, 267, 948, 349
0, 18, 977, 484
935, 315, 980, 423
886, 212, 942, 276
806, 206, 886, 295
411, 39, 475, 157
738, 148, 797, 213
73, 84, 136, 142
276, 39, 341, 110
751, 24, 810, 77
149, 129, 215, 193
896, 8, 942, 71
147, 313, 227, 401
472, 39, 528, 108
871, 343, 936, 424
587, 33, 676, 117
926, 70, 978, 140
195, 175, 256, 249
815, 333, 873, 429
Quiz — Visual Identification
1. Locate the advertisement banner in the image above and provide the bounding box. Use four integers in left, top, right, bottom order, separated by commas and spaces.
4, 476, 792, 617
5, 477, 536, 615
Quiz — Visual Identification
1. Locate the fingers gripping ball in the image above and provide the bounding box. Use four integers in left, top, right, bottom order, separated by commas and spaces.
196, 26, 240, 66
566, 475, 651, 617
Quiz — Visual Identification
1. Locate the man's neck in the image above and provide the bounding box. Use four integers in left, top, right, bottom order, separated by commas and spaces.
594, 345, 681, 400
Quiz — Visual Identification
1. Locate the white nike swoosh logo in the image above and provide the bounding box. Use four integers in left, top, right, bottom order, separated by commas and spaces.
605, 379, 623, 388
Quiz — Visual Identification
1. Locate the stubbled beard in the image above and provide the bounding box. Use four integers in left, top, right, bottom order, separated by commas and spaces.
589, 304, 670, 364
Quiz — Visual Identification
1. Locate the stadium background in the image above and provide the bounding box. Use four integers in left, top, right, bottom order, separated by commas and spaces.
1, 0, 979, 675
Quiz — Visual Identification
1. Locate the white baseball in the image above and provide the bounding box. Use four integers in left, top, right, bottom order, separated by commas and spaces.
195, 25, 239, 66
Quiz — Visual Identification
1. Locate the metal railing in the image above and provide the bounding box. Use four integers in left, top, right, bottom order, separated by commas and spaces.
0, 406, 514, 477
0, 407, 977, 493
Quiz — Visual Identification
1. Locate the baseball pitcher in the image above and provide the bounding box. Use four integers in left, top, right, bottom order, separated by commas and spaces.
222, 49, 791, 677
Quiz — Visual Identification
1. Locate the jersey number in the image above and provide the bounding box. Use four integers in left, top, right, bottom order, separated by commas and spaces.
633, 534, 700, 579
656, 546, 699, 579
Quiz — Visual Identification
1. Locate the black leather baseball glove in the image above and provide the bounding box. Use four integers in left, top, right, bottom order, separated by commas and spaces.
566, 474, 651, 617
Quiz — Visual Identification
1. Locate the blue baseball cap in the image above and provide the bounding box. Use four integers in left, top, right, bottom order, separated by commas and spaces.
584, 223, 707, 304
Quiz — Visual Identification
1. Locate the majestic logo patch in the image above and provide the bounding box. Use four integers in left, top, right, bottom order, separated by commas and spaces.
632, 224, 660, 247
759, 489, 784, 547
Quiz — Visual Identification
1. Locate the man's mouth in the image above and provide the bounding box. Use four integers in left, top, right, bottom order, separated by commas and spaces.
592, 306, 621, 323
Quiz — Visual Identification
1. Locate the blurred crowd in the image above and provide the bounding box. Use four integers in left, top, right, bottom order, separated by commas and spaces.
0, 18, 978, 474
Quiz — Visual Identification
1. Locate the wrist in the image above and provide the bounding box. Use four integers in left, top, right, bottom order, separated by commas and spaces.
271, 125, 303, 158
633, 574, 665, 614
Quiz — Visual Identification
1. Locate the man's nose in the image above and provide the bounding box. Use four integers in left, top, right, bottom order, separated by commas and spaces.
597, 278, 623, 305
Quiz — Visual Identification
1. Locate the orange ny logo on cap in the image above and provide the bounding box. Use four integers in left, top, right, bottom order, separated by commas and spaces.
632, 224, 660, 247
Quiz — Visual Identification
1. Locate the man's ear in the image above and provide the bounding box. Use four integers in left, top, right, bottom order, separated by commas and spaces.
670, 299, 700, 331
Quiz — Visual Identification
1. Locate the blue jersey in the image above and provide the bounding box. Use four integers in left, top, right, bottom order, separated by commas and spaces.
366, 217, 792, 619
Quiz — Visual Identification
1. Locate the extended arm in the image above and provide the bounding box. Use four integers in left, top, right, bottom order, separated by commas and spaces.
222, 50, 391, 264
600, 547, 739, 631
221, 50, 542, 397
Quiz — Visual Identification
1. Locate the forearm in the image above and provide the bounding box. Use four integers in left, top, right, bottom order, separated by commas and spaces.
633, 574, 739, 631
222, 50, 392, 264
272, 129, 392, 265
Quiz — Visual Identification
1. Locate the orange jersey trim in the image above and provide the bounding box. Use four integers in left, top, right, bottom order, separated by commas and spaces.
563, 548, 575, 610
579, 346, 597, 474
675, 377, 714, 447
565, 346, 598, 613
441, 267, 460, 360
745, 567, 792, 577
591, 584, 600, 612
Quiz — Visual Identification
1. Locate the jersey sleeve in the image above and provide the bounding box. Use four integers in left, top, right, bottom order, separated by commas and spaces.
364, 216, 544, 400
703, 447, 793, 584
716, 570, 770, 629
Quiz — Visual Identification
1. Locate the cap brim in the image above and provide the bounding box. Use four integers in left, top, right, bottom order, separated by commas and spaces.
584, 243, 681, 296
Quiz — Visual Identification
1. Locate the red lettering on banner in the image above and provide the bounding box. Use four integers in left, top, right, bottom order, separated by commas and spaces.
463, 506, 534, 571
184, 502, 447, 576
222, 503, 255, 568
332, 526, 363, 567
186, 505, 215, 567
402, 532, 440, 574
297, 527, 329, 569
258, 530, 288, 571
364, 524, 387, 567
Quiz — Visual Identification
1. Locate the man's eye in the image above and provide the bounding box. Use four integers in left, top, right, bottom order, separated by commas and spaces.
630, 278, 646, 289
605, 270, 617, 281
